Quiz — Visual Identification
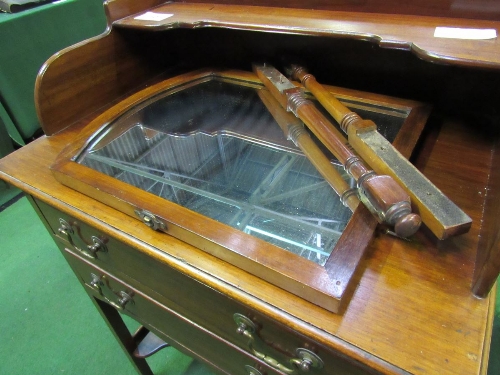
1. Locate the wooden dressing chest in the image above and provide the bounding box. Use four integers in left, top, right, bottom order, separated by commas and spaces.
1, 1, 499, 374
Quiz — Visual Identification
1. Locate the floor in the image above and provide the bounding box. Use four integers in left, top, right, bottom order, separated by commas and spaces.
0, 184, 499, 374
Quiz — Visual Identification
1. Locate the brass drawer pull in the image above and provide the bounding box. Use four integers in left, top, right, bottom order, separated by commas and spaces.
89, 273, 103, 293
87, 236, 107, 257
87, 273, 134, 311
112, 291, 134, 311
57, 218, 107, 259
234, 314, 323, 373
245, 365, 264, 375
58, 218, 74, 236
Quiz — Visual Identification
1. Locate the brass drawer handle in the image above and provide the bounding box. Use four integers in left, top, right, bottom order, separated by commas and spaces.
234, 313, 323, 373
89, 273, 103, 293
245, 365, 263, 375
87, 273, 134, 311
87, 236, 107, 257
57, 218, 107, 259
110, 291, 134, 311
58, 218, 74, 237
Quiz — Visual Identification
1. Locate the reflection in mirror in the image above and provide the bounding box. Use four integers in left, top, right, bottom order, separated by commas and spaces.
76, 79, 406, 265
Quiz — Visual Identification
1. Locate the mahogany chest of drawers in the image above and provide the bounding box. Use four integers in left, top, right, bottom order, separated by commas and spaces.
1, 1, 499, 374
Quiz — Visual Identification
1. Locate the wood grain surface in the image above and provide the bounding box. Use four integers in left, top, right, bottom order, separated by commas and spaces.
4, 1, 499, 373
0, 94, 495, 375
114, 2, 500, 69
175, 0, 500, 21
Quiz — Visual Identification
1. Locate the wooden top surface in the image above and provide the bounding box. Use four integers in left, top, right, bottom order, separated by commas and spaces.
113, 2, 500, 69
0, 102, 495, 375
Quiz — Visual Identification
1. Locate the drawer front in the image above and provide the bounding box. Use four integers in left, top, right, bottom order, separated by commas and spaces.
63, 247, 282, 375
36, 199, 122, 262
37, 198, 373, 375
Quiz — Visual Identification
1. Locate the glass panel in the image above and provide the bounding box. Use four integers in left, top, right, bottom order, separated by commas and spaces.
76, 79, 406, 266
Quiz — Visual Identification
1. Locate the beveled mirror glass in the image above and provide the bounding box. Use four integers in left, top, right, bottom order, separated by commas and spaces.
75, 77, 410, 266
52, 70, 428, 312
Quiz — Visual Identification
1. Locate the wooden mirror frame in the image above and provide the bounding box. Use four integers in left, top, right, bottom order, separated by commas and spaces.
50, 69, 430, 313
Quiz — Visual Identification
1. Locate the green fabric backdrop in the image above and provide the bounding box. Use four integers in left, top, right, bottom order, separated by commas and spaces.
0, 0, 107, 145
